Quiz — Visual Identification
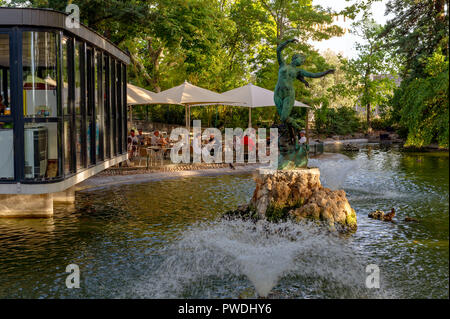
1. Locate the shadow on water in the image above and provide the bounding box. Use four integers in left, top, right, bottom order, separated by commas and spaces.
0, 146, 448, 298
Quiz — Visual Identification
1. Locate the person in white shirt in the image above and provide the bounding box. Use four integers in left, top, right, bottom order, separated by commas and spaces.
299, 131, 307, 144
151, 130, 161, 145
127, 129, 139, 159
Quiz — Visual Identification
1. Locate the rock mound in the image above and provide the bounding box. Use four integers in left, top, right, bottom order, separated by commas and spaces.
290, 187, 357, 232
225, 168, 357, 233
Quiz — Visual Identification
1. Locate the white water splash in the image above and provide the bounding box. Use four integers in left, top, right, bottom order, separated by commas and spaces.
309, 155, 359, 190
133, 219, 388, 298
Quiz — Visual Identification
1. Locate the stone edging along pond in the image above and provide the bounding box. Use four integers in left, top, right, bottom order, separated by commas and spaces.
75, 163, 262, 192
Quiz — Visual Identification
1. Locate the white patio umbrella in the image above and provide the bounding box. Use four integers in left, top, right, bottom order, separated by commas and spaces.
126, 83, 161, 124
199, 83, 310, 128
153, 81, 244, 130
127, 83, 186, 124
127, 83, 160, 106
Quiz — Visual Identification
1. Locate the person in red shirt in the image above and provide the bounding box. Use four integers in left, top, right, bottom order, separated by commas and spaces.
241, 134, 256, 152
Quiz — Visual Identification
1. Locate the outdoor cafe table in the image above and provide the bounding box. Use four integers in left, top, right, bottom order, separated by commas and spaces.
146, 146, 173, 165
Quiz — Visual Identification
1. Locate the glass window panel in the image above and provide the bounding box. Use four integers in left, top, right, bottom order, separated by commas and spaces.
64, 119, 73, 175
62, 36, 70, 115
95, 50, 101, 162
22, 32, 59, 118
103, 55, 110, 159
87, 118, 93, 165
122, 64, 127, 153
75, 41, 81, 115
86, 47, 93, 116
86, 47, 94, 165
110, 59, 116, 156
116, 61, 122, 153
0, 34, 11, 117
75, 117, 83, 170
0, 122, 14, 180
24, 122, 60, 180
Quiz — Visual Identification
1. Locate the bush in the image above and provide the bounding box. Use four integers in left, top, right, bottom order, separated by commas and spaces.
314, 105, 362, 136
397, 66, 449, 148
370, 117, 393, 131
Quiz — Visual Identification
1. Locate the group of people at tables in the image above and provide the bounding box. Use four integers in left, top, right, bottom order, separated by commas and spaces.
127, 127, 308, 162
194, 130, 307, 160
127, 129, 170, 160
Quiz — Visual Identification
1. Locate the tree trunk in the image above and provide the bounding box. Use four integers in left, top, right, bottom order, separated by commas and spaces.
306, 108, 310, 144
363, 66, 372, 133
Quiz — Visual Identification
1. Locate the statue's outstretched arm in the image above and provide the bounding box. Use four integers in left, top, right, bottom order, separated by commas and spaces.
277, 38, 297, 66
300, 77, 310, 87
296, 72, 310, 87
299, 69, 334, 78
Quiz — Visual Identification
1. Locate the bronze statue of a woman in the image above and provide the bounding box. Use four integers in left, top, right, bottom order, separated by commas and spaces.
274, 38, 334, 169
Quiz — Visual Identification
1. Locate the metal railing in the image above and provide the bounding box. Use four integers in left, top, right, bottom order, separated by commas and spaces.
309, 142, 324, 156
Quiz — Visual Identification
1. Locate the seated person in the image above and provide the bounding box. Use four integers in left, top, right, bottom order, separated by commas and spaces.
127, 129, 139, 159
137, 128, 145, 145
200, 134, 220, 157
207, 134, 220, 156
151, 130, 161, 145
151, 130, 168, 148
299, 131, 307, 145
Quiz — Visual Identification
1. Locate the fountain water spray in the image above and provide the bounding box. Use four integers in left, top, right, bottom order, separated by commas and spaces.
134, 219, 388, 298
309, 154, 360, 190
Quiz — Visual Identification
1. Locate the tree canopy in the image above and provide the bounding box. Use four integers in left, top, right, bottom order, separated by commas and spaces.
3, 0, 449, 147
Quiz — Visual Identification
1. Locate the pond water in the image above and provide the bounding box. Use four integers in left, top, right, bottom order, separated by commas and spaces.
0, 145, 448, 298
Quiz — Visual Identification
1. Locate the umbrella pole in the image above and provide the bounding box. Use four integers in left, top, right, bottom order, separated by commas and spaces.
248, 108, 252, 128
306, 108, 310, 144
130, 106, 133, 127
185, 105, 188, 129
215, 106, 218, 128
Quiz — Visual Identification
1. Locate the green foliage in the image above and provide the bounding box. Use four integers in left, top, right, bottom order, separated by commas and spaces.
343, 15, 399, 128
8, 0, 154, 44
394, 53, 449, 148
265, 203, 291, 223
314, 105, 362, 136
308, 50, 357, 109
369, 117, 392, 131
15, 0, 441, 138
381, 0, 449, 80
381, 0, 449, 148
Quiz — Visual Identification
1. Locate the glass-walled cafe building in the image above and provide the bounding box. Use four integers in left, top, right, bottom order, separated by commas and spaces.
0, 8, 129, 216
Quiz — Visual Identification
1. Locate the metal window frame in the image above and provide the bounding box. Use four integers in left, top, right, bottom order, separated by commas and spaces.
0, 29, 15, 182
111, 58, 117, 156
20, 30, 63, 183
122, 64, 127, 154
96, 49, 104, 162
103, 54, 111, 159
62, 34, 76, 176
0, 23, 128, 187
116, 60, 122, 153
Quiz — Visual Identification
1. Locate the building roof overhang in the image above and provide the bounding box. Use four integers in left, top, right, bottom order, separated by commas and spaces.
0, 7, 130, 64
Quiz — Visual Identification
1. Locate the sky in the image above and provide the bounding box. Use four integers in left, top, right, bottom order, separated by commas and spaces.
311, 0, 393, 59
